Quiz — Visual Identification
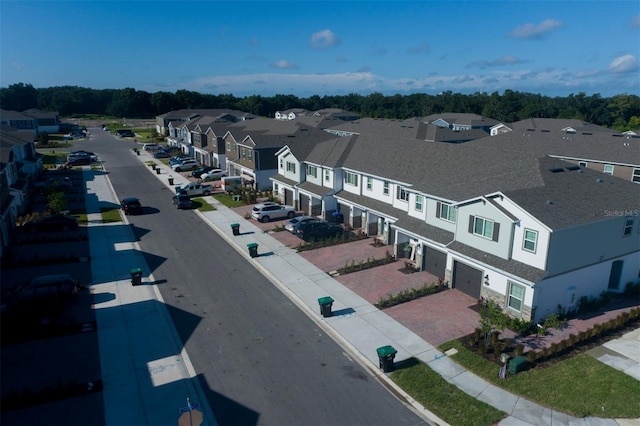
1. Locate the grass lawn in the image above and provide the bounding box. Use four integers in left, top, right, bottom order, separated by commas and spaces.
192, 198, 216, 212
391, 358, 506, 426
214, 193, 247, 208
100, 207, 123, 223
439, 339, 640, 418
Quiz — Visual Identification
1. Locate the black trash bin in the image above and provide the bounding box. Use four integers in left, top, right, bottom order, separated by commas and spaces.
168, 176, 174, 185
332, 211, 344, 224
130, 268, 143, 286
136, 149, 140, 156
231, 223, 240, 236
317, 296, 334, 317
156, 168, 161, 175
376, 345, 397, 372
247, 243, 259, 258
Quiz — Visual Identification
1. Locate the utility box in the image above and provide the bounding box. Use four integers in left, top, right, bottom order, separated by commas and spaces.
500, 353, 511, 364
508, 356, 528, 374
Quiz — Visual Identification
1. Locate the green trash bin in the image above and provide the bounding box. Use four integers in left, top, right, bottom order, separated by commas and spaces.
247, 243, 259, 258
231, 223, 240, 236
508, 356, 528, 374
130, 268, 143, 286
376, 345, 397, 372
317, 296, 334, 318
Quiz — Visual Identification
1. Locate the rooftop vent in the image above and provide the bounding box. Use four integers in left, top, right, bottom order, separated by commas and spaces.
596, 178, 604, 183
613, 134, 622, 137
541, 129, 550, 132
565, 165, 581, 171
549, 167, 565, 173
546, 200, 553, 205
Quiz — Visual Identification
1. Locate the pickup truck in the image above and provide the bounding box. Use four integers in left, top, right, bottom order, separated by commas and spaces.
174, 182, 213, 197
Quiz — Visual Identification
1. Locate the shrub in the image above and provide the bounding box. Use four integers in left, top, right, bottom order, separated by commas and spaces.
526, 350, 537, 363
515, 343, 525, 357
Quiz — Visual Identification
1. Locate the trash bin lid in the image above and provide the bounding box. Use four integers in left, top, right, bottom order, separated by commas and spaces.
130, 268, 143, 274
376, 345, 397, 357
231, 223, 239, 227
247, 243, 259, 248
318, 296, 334, 305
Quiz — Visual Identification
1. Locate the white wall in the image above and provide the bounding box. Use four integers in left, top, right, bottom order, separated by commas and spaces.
455, 201, 514, 259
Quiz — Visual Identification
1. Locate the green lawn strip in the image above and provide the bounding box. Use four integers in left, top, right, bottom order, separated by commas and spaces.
213, 193, 246, 208
391, 358, 506, 426
439, 340, 640, 418
71, 211, 88, 225
41, 152, 67, 165
100, 207, 123, 223
192, 198, 216, 212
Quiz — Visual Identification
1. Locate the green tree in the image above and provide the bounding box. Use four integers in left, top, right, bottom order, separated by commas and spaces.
478, 299, 508, 343
0, 83, 38, 111
47, 191, 67, 214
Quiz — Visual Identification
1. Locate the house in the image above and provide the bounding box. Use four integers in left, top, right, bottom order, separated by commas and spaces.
0, 126, 42, 257
157, 109, 255, 137
270, 118, 640, 324
21, 108, 60, 134
0, 110, 37, 134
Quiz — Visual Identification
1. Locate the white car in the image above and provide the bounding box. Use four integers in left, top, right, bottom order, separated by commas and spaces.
172, 159, 199, 172
251, 202, 296, 223
143, 143, 162, 151
200, 169, 227, 181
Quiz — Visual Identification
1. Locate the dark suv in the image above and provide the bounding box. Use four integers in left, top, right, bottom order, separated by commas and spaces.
121, 197, 142, 215
294, 220, 343, 241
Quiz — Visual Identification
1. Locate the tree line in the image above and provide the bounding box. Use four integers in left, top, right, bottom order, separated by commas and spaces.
1, 83, 638, 130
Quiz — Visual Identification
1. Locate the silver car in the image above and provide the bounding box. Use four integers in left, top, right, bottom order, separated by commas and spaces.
284, 215, 314, 233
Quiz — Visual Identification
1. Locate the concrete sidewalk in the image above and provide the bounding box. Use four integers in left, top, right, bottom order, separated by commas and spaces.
108, 151, 639, 426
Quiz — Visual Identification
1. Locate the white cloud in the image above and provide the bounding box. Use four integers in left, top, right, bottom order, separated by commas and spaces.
508, 19, 563, 39
467, 55, 527, 69
311, 29, 341, 49
406, 42, 430, 55
270, 60, 299, 69
608, 54, 639, 73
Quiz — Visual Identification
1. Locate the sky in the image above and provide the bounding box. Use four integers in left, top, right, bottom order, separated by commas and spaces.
1, 1, 639, 98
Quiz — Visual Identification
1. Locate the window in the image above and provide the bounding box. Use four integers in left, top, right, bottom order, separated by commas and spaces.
415, 195, 423, 211
345, 171, 358, 186
366, 177, 373, 191
241, 147, 246, 159
507, 282, 525, 312
604, 164, 614, 175
286, 162, 296, 173
397, 187, 409, 202
383, 181, 389, 195
472, 216, 497, 240
307, 165, 317, 178
437, 203, 456, 222
623, 217, 634, 236
324, 169, 330, 181
274, 184, 279, 196
248, 150, 252, 161
280, 158, 284, 169
523, 229, 538, 252
633, 168, 640, 183
226, 141, 231, 151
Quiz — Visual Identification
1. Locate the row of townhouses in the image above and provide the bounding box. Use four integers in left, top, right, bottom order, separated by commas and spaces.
0, 108, 61, 135
159, 108, 639, 324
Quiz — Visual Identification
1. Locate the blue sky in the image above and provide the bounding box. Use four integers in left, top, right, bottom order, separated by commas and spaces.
2, 1, 639, 98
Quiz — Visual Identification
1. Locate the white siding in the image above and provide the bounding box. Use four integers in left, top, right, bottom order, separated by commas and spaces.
455, 201, 514, 259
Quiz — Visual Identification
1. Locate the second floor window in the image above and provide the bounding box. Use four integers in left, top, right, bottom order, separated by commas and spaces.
226, 142, 231, 151
286, 162, 296, 173
471, 216, 498, 240
307, 165, 317, 178
438, 203, 456, 222
604, 164, 614, 175
345, 171, 358, 186
415, 195, 423, 211
383, 181, 389, 195
623, 217, 634, 236
523, 229, 538, 252
366, 177, 373, 190
324, 169, 330, 181
241, 148, 246, 159
397, 187, 409, 202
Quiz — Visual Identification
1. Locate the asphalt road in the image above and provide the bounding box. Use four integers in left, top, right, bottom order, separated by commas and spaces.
83, 130, 427, 426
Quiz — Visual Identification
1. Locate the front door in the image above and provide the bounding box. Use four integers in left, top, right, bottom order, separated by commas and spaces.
608, 260, 623, 290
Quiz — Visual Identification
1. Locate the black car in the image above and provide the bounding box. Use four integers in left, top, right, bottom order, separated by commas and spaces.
172, 193, 193, 209
65, 157, 92, 167
191, 166, 214, 178
22, 215, 78, 232
294, 220, 343, 241
121, 197, 142, 215
153, 151, 171, 159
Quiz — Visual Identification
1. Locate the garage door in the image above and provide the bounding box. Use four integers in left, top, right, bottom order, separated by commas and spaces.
299, 194, 310, 214
423, 246, 447, 278
452, 260, 482, 299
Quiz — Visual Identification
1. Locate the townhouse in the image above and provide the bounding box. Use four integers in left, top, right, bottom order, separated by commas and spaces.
271, 116, 640, 324
0, 108, 60, 135
0, 126, 42, 256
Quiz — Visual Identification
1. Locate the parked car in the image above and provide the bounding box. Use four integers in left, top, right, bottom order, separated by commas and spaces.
153, 151, 171, 159
200, 169, 227, 182
191, 166, 214, 178
172, 193, 193, 209
121, 197, 142, 215
70, 150, 98, 162
143, 143, 162, 151
22, 215, 78, 232
169, 155, 191, 165
172, 159, 199, 172
284, 215, 314, 233
251, 202, 296, 223
294, 220, 343, 241
1, 274, 79, 314
65, 156, 92, 167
